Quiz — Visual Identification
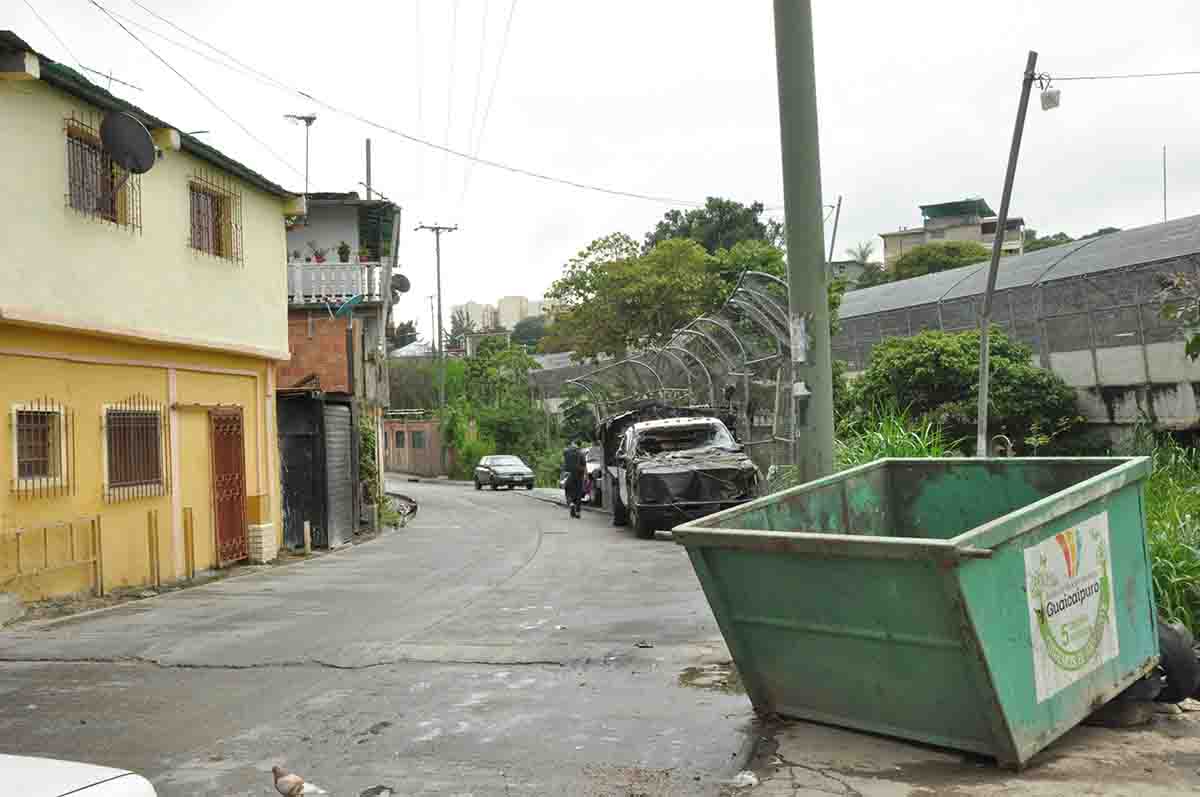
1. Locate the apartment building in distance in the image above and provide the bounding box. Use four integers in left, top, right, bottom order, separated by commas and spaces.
879, 198, 1025, 266
451, 295, 547, 331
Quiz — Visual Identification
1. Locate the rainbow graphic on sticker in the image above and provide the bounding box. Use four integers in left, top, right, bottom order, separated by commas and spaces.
1054, 529, 1083, 578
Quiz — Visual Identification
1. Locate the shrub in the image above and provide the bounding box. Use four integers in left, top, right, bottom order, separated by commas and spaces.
835, 402, 963, 469
849, 328, 1078, 449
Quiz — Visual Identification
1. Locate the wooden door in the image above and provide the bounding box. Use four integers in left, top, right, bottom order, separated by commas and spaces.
210, 408, 247, 566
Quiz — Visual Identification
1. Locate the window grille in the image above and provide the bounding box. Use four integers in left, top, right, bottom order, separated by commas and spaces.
189, 168, 243, 264
64, 112, 142, 233
103, 394, 171, 502
10, 398, 75, 499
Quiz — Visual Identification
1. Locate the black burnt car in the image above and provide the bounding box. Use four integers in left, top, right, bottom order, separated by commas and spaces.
611, 416, 759, 538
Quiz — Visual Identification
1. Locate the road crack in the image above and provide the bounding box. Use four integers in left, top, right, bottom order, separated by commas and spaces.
774, 753, 864, 796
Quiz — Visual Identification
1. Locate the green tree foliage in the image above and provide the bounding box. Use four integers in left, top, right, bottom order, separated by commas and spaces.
846, 241, 875, 266
511, 315, 548, 349
849, 328, 1078, 446
543, 235, 722, 358
892, 241, 990, 281
446, 308, 476, 349
644, 197, 779, 254
1024, 229, 1074, 252
853, 263, 891, 289
1159, 271, 1200, 360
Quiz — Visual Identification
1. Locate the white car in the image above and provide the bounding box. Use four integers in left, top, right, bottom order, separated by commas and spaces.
0, 754, 157, 796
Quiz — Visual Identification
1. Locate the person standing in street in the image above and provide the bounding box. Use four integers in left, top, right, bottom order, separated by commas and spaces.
563, 440, 586, 518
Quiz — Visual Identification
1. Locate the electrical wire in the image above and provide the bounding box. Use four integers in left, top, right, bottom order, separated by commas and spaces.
101, 0, 705, 207
459, 0, 518, 205
465, 0, 490, 156
414, 0, 424, 196
443, 0, 460, 185
89, 0, 304, 180
1052, 70, 1200, 81
23, 0, 82, 67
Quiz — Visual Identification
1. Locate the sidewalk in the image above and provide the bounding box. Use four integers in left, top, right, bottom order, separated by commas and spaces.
741, 706, 1200, 795
523, 486, 607, 514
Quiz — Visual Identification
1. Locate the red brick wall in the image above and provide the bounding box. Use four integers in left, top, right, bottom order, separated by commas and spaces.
278, 310, 360, 393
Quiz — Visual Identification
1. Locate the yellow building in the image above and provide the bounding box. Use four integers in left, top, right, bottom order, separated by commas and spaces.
0, 32, 302, 600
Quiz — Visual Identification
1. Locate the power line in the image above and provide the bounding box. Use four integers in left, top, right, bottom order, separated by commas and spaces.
443, 0, 460, 185
1051, 69, 1200, 82
23, 0, 81, 67
465, 0, 490, 157
459, 0, 518, 205
96, 2, 704, 207
89, 0, 303, 180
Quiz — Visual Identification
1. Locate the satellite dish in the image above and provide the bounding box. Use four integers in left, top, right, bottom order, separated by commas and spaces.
100, 112, 156, 174
392, 274, 412, 294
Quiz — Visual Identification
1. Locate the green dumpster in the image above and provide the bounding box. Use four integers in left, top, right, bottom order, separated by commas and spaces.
673, 457, 1158, 768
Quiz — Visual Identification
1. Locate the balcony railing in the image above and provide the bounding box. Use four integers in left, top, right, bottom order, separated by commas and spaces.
287, 261, 384, 306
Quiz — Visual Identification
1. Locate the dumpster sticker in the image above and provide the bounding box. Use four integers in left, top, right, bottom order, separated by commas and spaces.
1024, 512, 1119, 702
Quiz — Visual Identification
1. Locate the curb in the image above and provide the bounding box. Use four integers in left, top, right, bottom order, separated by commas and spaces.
521, 492, 608, 515
5, 522, 399, 633
384, 473, 473, 487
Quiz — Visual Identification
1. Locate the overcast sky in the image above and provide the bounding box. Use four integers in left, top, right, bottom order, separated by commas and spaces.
13, 1, 1200, 341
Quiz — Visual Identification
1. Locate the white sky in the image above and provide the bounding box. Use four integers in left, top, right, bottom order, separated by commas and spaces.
13, 1, 1200, 342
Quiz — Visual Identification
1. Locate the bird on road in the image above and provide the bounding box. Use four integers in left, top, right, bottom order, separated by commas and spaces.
272, 765, 328, 796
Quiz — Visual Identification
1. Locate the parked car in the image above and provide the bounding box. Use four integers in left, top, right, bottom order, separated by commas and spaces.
474, 455, 535, 490
0, 754, 157, 796
612, 416, 759, 538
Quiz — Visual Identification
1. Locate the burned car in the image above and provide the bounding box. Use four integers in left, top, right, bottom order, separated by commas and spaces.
611, 416, 759, 538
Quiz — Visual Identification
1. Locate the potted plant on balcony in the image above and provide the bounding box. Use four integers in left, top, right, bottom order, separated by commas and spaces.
306, 241, 328, 264
358, 245, 371, 263
290, 249, 302, 262
337, 240, 352, 263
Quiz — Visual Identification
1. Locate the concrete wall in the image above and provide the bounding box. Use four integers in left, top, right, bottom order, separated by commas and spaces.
382, 418, 450, 476
0, 325, 279, 600
286, 205, 359, 261
0, 78, 290, 358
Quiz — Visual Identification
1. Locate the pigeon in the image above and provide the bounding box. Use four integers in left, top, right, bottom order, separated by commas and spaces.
272, 765, 328, 796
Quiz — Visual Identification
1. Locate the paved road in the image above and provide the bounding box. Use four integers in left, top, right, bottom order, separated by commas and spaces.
0, 478, 752, 796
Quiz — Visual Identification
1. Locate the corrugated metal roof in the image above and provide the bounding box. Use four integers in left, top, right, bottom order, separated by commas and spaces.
842, 214, 1200, 318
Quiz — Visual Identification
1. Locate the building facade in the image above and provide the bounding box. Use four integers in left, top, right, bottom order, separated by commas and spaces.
279, 193, 397, 548
0, 33, 300, 600
880, 198, 1025, 265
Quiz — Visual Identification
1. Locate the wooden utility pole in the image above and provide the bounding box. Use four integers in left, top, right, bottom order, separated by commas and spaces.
976, 51, 1037, 457
415, 223, 458, 407
774, 0, 834, 480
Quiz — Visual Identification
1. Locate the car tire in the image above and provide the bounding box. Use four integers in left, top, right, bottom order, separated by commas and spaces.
506, 484, 513, 490
631, 504, 655, 539
1157, 621, 1200, 703
612, 480, 629, 527
490, 483, 499, 491
474, 479, 482, 491
526, 484, 535, 490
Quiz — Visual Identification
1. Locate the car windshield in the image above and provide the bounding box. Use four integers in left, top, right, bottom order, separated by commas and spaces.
491, 456, 526, 467
635, 423, 734, 455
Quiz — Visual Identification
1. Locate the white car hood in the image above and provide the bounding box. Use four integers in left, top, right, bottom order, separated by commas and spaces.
0, 754, 155, 796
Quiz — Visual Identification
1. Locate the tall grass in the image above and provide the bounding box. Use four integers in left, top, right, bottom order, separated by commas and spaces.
1120, 426, 1200, 635
834, 404, 964, 469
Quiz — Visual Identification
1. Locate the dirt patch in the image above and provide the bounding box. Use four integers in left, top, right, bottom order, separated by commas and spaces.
679, 662, 745, 695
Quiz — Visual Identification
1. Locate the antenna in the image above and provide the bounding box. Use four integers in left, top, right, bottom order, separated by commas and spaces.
284, 113, 317, 200
97, 111, 156, 210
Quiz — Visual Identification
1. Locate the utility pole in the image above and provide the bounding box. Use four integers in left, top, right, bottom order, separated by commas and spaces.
975, 51, 1037, 457
774, 0, 833, 481
365, 138, 373, 199
415, 223, 458, 407
826, 194, 843, 268
284, 114, 317, 200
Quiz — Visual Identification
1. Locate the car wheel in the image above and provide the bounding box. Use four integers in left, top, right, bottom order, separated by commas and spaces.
612, 481, 629, 527
526, 484, 535, 490
474, 479, 482, 491
631, 504, 655, 539
490, 483, 499, 491
1158, 621, 1200, 703
506, 484, 513, 490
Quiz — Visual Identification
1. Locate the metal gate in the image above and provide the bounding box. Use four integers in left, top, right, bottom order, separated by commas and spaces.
210, 408, 247, 566
323, 403, 355, 547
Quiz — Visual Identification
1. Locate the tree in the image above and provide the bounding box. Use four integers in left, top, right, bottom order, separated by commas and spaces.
1079, 226, 1121, 240
1024, 230, 1074, 252
644, 197, 777, 255
846, 241, 875, 266
1159, 271, 1200, 360
892, 240, 989, 281
543, 235, 722, 359
446, 308, 476, 349
854, 263, 891, 289
849, 328, 1079, 447
387, 319, 419, 350
511, 315, 548, 348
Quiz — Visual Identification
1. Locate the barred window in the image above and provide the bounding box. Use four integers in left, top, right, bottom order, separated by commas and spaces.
189, 170, 243, 264
64, 113, 141, 232
11, 399, 75, 499
103, 396, 171, 502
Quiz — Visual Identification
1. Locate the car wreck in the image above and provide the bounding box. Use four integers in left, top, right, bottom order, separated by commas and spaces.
611, 415, 760, 538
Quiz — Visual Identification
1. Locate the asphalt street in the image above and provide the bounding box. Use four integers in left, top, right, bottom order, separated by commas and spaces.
0, 477, 752, 796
